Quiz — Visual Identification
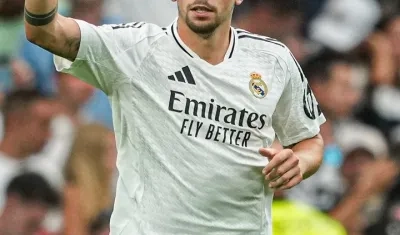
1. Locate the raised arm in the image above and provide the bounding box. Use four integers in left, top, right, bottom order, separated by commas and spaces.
25, 1, 165, 94
24, 0, 80, 61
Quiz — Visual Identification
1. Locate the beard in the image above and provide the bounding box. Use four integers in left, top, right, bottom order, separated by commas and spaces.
178, 0, 224, 36
185, 16, 220, 36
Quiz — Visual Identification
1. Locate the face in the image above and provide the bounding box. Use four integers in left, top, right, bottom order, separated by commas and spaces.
314, 63, 361, 119
8, 197, 48, 235
341, 149, 374, 184
175, 0, 243, 35
22, 101, 55, 154
57, 73, 95, 108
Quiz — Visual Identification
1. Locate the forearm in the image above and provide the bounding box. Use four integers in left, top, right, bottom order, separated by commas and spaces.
24, 0, 80, 61
291, 134, 324, 179
24, 0, 58, 40
329, 190, 367, 229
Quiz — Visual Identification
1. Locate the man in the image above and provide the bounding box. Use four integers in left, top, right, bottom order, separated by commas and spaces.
0, 172, 59, 235
232, 0, 308, 65
25, 0, 325, 234
292, 51, 398, 234
0, 89, 56, 209
366, 142, 400, 235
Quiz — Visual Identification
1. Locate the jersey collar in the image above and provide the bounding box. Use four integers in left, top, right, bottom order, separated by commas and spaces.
169, 19, 237, 60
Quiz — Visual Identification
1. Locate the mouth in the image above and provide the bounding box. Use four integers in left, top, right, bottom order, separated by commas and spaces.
190, 5, 213, 13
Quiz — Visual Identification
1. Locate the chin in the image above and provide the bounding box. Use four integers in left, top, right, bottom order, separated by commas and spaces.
187, 20, 218, 35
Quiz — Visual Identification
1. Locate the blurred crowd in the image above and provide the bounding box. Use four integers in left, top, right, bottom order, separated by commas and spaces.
1, 0, 400, 235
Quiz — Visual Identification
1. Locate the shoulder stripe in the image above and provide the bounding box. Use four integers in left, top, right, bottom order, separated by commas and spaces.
161, 27, 168, 35
238, 34, 285, 48
236, 30, 280, 42
111, 22, 146, 30
289, 52, 305, 82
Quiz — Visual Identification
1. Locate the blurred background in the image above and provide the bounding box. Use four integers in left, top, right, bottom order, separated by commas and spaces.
1, 0, 400, 235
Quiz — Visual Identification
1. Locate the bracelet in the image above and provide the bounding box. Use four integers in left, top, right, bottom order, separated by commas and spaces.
24, 6, 57, 26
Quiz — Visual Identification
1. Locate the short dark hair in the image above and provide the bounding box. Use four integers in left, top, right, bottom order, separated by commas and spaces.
302, 50, 355, 84
6, 172, 60, 207
2, 89, 49, 115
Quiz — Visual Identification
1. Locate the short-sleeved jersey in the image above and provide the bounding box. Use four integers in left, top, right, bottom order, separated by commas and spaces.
54, 19, 325, 235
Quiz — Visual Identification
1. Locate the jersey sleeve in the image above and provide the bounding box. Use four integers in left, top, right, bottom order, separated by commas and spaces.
54, 20, 163, 94
272, 47, 326, 147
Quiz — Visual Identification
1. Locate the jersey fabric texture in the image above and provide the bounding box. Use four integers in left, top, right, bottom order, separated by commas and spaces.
54, 19, 326, 235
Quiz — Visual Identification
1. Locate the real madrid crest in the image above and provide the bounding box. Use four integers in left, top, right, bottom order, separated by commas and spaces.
249, 72, 268, 99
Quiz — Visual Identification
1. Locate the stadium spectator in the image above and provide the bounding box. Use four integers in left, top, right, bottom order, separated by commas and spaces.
284, 52, 359, 212
357, 14, 400, 141
365, 143, 400, 235
19, 0, 117, 128
334, 122, 398, 234
25, 74, 99, 191
0, 172, 59, 235
0, 90, 56, 209
232, 0, 307, 62
291, 51, 399, 234
63, 124, 116, 235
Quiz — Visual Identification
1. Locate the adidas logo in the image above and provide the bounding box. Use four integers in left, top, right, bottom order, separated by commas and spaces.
168, 66, 196, 85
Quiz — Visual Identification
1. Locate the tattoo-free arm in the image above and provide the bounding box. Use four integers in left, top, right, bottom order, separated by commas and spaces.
288, 134, 324, 179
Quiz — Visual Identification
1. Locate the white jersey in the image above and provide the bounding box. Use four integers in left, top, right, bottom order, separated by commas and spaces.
54, 19, 325, 235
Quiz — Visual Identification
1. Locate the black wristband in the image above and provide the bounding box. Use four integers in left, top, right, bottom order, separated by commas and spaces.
24, 6, 57, 26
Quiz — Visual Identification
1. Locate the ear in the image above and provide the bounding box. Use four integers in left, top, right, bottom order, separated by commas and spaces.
235, 0, 243, 5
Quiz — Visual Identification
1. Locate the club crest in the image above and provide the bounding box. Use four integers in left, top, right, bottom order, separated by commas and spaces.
249, 72, 268, 99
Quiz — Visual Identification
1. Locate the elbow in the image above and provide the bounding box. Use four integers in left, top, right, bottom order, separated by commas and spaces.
24, 19, 57, 46
24, 24, 57, 51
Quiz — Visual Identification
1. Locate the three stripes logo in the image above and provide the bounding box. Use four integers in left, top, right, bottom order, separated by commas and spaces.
168, 66, 196, 85
111, 22, 146, 30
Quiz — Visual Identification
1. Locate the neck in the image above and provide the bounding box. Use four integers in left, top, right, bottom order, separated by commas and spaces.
177, 18, 231, 65
0, 134, 28, 160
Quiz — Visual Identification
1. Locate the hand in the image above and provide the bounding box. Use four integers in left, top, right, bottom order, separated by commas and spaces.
354, 160, 399, 195
260, 148, 303, 190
